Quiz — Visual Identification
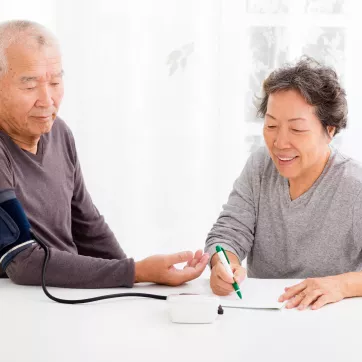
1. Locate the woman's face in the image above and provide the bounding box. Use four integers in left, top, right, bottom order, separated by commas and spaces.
263, 89, 334, 182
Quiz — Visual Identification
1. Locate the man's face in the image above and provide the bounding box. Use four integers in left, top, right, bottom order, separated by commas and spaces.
263, 89, 333, 182
0, 40, 64, 138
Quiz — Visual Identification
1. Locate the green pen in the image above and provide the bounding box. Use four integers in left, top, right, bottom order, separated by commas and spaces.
216, 245, 242, 299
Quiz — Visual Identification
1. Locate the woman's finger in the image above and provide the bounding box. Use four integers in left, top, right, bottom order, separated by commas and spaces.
215, 262, 234, 283
298, 289, 324, 310
279, 280, 308, 302
233, 266, 246, 284
285, 289, 308, 309
311, 295, 332, 310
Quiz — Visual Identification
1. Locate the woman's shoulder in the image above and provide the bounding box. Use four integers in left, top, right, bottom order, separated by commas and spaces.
248, 145, 270, 163
247, 146, 274, 175
332, 148, 362, 193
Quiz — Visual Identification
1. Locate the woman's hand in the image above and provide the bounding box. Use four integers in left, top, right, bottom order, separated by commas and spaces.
210, 260, 246, 296
278, 275, 348, 310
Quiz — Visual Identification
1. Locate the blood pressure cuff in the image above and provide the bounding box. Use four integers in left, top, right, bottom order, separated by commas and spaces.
0, 189, 35, 270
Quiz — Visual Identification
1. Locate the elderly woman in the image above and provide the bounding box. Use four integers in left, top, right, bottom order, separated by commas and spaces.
205, 57, 362, 310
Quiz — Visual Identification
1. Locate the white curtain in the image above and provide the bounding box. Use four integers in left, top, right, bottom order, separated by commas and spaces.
0, 0, 360, 260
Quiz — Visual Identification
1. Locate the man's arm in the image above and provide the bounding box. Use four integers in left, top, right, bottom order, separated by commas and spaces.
0, 142, 14, 279
0, 139, 133, 286
69, 132, 126, 261
6, 243, 135, 288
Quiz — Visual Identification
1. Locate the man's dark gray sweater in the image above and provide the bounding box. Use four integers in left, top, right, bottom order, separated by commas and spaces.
0, 117, 135, 288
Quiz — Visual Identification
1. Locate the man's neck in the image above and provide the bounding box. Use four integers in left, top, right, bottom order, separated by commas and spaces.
0, 124, 40, 154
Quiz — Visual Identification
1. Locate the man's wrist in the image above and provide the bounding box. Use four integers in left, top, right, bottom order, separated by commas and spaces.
134, 260, 146, 283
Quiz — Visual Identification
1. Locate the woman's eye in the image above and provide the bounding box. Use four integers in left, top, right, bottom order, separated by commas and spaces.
267, 125, 276, 129
292, 129, 305, 133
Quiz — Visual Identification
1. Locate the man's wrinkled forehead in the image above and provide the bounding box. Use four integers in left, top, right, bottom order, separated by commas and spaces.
4, 44, 63, 82
6, 39, 61, 68
19, 70, 64, 83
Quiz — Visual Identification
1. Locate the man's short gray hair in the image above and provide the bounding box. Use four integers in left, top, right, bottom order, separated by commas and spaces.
0, 20, 59, 76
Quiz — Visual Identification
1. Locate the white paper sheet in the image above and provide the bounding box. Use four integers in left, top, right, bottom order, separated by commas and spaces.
219, 278, 288, 309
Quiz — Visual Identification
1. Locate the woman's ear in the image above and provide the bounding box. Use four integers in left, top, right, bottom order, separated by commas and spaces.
326, 126, 336, 142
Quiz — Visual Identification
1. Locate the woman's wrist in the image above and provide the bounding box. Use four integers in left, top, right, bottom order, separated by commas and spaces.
339, 272, 362, 298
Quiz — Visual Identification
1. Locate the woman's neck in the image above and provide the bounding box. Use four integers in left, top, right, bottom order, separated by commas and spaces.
288, 148, 331, 200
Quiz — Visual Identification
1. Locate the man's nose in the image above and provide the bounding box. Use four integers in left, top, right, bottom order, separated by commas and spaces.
35, 86, 54, 108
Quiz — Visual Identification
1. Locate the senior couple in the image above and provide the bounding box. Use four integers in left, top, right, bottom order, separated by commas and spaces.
1, 20, 361, 310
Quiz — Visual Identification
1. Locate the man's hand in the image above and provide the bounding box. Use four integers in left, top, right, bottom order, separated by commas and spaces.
278, 275, 348, 310
135, 249, 209, 286
210, 260, 246, 296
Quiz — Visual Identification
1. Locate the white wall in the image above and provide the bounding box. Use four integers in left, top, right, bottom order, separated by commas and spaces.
0, 0, 359, 261
56, 0, 227, 259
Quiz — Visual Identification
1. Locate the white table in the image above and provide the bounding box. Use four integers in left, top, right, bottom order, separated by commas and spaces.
1, 277, 361, 362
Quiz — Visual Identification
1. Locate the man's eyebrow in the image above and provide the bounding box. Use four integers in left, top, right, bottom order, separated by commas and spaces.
20, 76, 38, 83
55, 70, 65, 78
19, 70, 64, 83
265, 114, 307, 122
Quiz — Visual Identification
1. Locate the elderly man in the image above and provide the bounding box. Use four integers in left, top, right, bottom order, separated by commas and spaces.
0, 20, 209, 288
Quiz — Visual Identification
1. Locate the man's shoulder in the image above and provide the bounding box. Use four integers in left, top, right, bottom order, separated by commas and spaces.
52, 116, 74, 139
45, 117, 77, 163
0, 132, 12, 159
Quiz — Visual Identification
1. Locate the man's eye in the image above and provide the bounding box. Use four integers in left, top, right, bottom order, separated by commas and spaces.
26, 87, 35, 90
292, 129, 306, 133
51, 83, 59, 86
267, 125, 276, 129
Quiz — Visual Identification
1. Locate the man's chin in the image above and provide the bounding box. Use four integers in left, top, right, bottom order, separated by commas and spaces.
30, 120, 55, 136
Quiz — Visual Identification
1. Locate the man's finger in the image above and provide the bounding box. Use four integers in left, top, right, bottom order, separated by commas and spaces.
194, 249, 203, 260
194, 253, 209, 272
279, 280, 307, 302
166, 251, 193, 266
186, 249, 204, 268
182, 258, 208, 279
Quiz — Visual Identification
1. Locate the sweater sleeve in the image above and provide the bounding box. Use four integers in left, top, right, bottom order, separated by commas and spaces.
68, 130, 128, 261
1, 129, 135, 287
205, 149, 262, 263
352, 187, 362, 251
6, 243, 135, 288
0, 142, 14, 278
